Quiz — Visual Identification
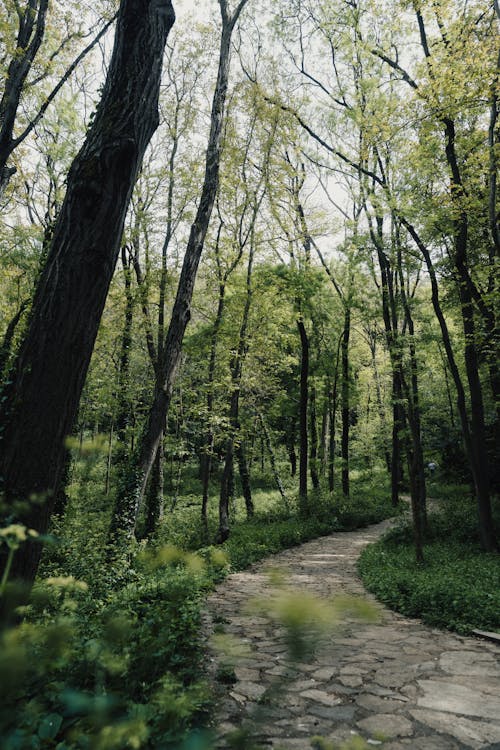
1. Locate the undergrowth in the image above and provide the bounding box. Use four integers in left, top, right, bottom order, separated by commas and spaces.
0, 466, 395, 749
358, 487, 500, 635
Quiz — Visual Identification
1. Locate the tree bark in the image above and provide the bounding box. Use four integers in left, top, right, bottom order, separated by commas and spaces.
201, 282, 226, 527
0, 0, 176, 587
0, 301, 28, 377
237, 442, 253, 518
341, 307, 351, 498
144, 437, 164, 537
297, 318, 309, 505
259, 412, 289, 506
115, 246, 135, 459
287, 418, 297, 477
309, 385, 320, 489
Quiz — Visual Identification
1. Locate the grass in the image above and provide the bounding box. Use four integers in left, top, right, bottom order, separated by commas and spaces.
358, 486, 500, 635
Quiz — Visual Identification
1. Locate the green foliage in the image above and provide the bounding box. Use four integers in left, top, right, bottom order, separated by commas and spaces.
0, 477, 394, 749
0, 545, 213, 750
358, 492, 500, 635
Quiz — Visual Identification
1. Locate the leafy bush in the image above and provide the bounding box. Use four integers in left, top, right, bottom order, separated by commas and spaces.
0, 551, 213, 749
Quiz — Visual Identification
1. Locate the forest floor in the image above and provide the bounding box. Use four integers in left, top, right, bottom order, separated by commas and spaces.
205, 518, 500, 750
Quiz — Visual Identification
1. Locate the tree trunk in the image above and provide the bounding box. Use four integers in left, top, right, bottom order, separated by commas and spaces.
0, 0, 175, 587
114, 246, 135, 460
112, 2, 248, 542
341, 307, 351, 498
401, 217, 497, 552
287, 418, 297, 477
259, 412, 289, 507
297, 319, 309, 506
217, 231, 255, 541
237, 442, 253, 518
0, 0, 50, 198
201, 281, 226, 527
319, 389, 329, 477
309, 385, 320, 489
144, 437, 164, 538
328, 338, 342, 493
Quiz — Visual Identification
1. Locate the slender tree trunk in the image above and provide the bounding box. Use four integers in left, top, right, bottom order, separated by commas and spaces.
319, 388, 329, 477
368, 334, 391, 474
0, 0, 175, 587
0, 0, 50, 197
328, 339, 342, 493
112, 2, 248, 543
341, 307, 351, 498
259, 413, 289, 507
397, 241, 427, 533
105, 423, 114, 496
401, 218, 497, 551
287, 418, 298, 477
297, 319, 309, 506
328, 389, 336, 493
391, 374, 403, 506
309, 385, 320, 489
438, 341, 456, 428
237, 442, 253, 518
115, 246, 135, 459
201, 281, 226, 526
217, 233, 255, 541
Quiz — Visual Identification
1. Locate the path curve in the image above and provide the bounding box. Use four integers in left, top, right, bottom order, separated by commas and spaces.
205, 520, 500, 749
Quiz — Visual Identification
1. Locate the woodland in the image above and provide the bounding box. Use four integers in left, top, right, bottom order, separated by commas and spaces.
0, 0, 499, 747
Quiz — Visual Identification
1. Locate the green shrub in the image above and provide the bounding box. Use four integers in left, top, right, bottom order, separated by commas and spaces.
358, 492, 500, 635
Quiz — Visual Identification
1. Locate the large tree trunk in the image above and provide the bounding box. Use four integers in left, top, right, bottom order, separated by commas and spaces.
0, 0, 175, 587
111, 0, 249, 542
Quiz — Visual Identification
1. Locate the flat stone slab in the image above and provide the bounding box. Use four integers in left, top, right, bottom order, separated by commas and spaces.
300, 689, 342, 706
472, 629, 500, 644
417, 679, 500, 720
410, 709, 500, 748
357, 713, 414, 738
440, 650, 500, 678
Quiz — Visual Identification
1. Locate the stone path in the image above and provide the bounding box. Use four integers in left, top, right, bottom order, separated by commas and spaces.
205, 520, 500, 749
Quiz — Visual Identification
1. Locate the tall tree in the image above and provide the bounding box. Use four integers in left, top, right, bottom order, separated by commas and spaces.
0, 0, 176, 586
109, 0, 250, 543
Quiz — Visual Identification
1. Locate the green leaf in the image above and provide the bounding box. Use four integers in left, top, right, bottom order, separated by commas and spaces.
38, 713, 63, 741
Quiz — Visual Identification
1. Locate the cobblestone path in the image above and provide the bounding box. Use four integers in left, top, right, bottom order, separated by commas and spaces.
205, 520, 500, 749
